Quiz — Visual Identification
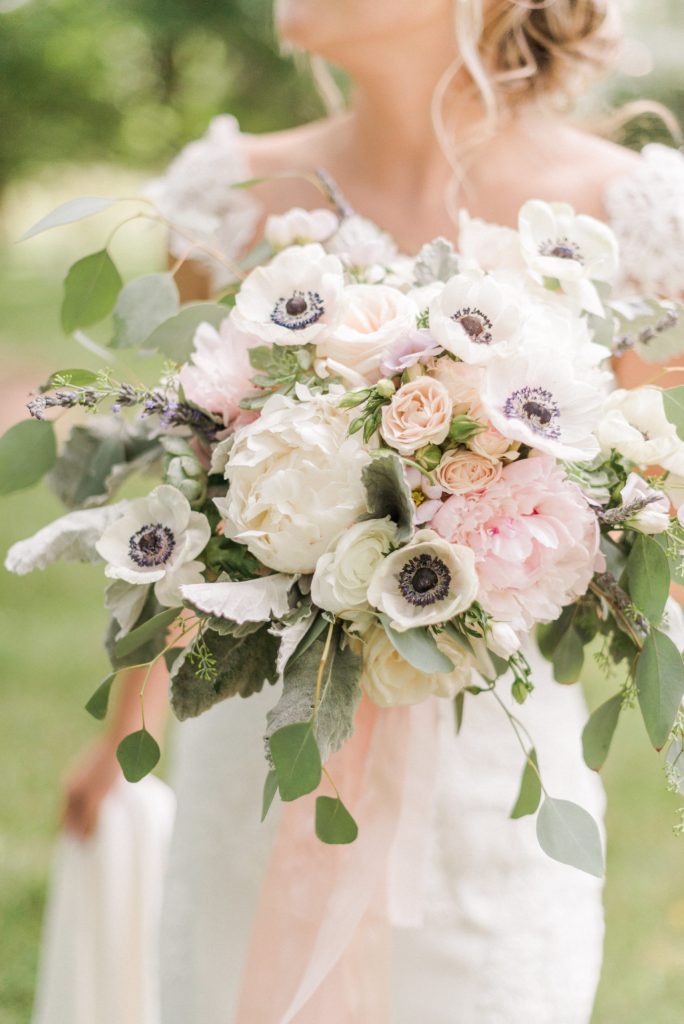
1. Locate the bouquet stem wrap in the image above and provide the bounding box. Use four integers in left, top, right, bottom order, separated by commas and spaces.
236, 695, 439, 1023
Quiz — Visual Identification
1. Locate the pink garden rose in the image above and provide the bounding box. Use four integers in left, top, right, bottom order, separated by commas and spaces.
467, 424, 519, 462
430, 455, 602, 630
380, 376, 453, 456
435, 450, 502, 495
179, 316, 258, 427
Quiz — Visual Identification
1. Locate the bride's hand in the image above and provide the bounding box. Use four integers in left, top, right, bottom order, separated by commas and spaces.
61, 738, 121, 839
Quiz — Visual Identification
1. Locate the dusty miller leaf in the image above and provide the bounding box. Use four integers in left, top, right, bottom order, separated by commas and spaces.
413, 236, 459, 286
4, 501, 127, 575
361, 453, 414, 542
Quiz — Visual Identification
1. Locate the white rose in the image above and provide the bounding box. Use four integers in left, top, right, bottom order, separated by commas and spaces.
217, 392, 370, 574
316, 284, 417, 385
367, 529, 478, 630
598, 387, 684, 475
360, 624, 474, 707
265, 207, 339, 249
620, 473, 671, 534
311, 517, 398, 618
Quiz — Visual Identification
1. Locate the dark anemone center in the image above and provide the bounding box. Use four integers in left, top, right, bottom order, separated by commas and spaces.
412, 566, 439, 593
271, 289, 325, 331
398, 552, 451, 607
451, 306, 493, 344
549, 243, 576, 259
459, 314, 485, 338
522, 400, 552, 425
285, 294, 308, 316
129, 522, 175, 568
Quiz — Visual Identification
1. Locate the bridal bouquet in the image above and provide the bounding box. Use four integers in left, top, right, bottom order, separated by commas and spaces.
4, 185, 684, 874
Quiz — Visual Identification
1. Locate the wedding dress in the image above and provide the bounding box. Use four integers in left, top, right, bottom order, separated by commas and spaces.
31, 118, 684, 1024
148, 119, 684, 1024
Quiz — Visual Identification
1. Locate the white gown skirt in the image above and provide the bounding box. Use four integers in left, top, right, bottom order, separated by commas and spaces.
159, 641, 605, 1024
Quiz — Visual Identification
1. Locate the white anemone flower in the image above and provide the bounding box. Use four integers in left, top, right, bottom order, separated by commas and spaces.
265, 207, 339, 250
428, 269, 526, 364
95, 485, 210, 607
518, 200, 619, 316
481, 341, 605, 461
367, 529, 478, 631
232, 243, 345, 345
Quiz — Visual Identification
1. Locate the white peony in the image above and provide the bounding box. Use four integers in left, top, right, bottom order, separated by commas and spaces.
179, 316, 259, 426
360, 624, 474, 707
232, 243, 345, 345
95, 485, 210, 607
311, 517, 398, 621
367, 529, 478, 631
265, 207, 339, 249
518, 200, 619, 316
597, 387, 684, 475
316, 284, 417, 385
428, 269, 526, 365
216, 391, 370, 574
619, 473, 670, 534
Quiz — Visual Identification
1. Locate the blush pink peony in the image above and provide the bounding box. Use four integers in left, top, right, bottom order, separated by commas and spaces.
179, 316, 259, 428
430, 455, 602, 630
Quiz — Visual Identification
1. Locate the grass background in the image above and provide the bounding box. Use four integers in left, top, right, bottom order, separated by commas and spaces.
1, 106, 684, 1024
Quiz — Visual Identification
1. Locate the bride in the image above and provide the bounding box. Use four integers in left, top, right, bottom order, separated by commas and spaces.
57, 1, 684, 1022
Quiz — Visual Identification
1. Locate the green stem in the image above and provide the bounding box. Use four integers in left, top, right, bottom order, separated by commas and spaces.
490, 688, 546, 794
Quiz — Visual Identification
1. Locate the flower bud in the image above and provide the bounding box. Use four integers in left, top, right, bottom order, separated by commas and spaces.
375, 378, 396, 399
415, 444, 443, 472
487, 621, 521, 660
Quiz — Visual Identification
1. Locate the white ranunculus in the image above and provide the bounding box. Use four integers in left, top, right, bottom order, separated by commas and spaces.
232, 243, 345, 345
518, 200, 619, 315
598, 387, 684, 475
619, 473, 671, 534
217, 392, 370, 574
95, 485, 210, 607
311, 517, 398, 618
428, 269, 526, 365
360, 624, 474, 707
326, 214, 398, 270
316, 284, 417, 384
481, 321, 608, 461
265, 207, 339, 249
366, 529, 478, 631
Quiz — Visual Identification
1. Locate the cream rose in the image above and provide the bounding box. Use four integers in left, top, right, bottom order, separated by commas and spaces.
367, 528, 478, 630
216, 392, 369, 574
311, 517, 398, 618
435, 450, 502, 495
360, 624, 474, 707
380, 377, 453, 456
467, 424, 518, 461
427, 357, 483, 415
317, 284, 416, 385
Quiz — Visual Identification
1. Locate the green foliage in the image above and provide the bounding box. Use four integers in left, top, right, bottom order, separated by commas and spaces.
446, 415, 484, 444
241, 344, 328, 409
582, 693, 623, 771
61, 250, 123, 333
105, 589, 170, 669
454, 691, 465, 733
0, 420, 56, 496
41, 368, 100, 390
202, 536, 261, 580
144, 303, 227, 363
636, 629, 684, 750
380, 615, 454, 674
663, 385, 684, 442
19, 197, 122, 241
537, 606, 585, 684
261, 769, 278, 822
116, 727, 161, 782
626, 533, 670, 624
170, 624, 280, 720
110, 272, 180, 349
361, 452, 415, 542
84, 672, 117, 720
269, 722, 322, 802
315, 795, 359, 844
265, 627, 362, 764
536, 797, 604, 878
113, 605, 182, 660
510, 749, 542, 819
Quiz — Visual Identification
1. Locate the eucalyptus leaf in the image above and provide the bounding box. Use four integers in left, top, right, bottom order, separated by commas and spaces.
111, 273, 180, 349
536, 797, 604, 878
510, 749, 541, 819
269, 721, 322, 802
636, 628, 684, 750
663, 386, 684, 443
261, 769, 279, 822
20, 196, 121, 241
171, 625, 280, 720
361, 453, 414, 542
116, 728, 161, 783
537, 606, 575, 660
85, 673, 117, 720
380, 615, 454, 674
0, 419, 56, 496
113, 605, 182, 661
315, 796, 359, 844
551, 626, 584, 684
144, 304, 228, 363
626, 533, 670, 625
61, 249, 123, 333
41, 368, 100, 391
454, 691, 465, 734
582, 693, 623, 771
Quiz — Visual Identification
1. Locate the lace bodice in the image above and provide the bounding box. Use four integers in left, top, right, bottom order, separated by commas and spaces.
149, 117, 684, 299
